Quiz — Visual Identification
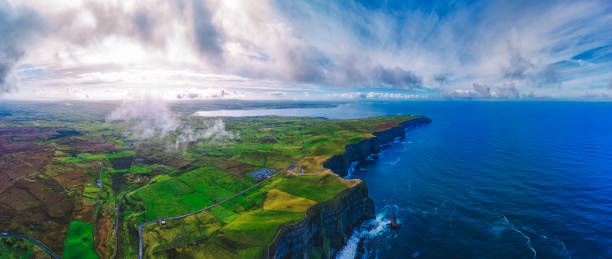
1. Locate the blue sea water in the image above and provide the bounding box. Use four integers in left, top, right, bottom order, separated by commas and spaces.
331, 101, 612, 259
202, 101, 612, 258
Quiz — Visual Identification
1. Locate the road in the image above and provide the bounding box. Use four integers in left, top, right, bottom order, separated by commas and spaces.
137, 130, 306, 259
0, 233, 60, 259
137, 169, 282, 259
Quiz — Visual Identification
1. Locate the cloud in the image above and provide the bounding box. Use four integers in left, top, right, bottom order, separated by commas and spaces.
133, 10, 155, 40
581, 91, 610, 99
191, 0, 224, 65
434, 74, 449, 85
440, 89, 476, 99
371, 65, 422, 89
2, 0, 612, 100
502, 53, 534, 80
106, 94, 237, 150
472, 82, 491, 98
495, 83, 520, 99
326, 91, 421, 100
286, 47, 328, 83
534, 64, 561, 88
446, 82, 521, 99
0, 0, 46, 93
266, 91, 286, 97
364, 91, 421, 99
106, 95, 178, 138
167, 119, 237, 150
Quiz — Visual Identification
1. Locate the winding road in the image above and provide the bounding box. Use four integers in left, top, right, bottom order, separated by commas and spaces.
0, 233, 60, 259
137, 169, 283, 259
138, 130, 305, 259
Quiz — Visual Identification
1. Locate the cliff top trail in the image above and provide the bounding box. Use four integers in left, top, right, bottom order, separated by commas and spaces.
0, 101, 424, 258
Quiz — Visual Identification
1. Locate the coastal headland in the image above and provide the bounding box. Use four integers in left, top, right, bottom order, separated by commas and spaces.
0, 101, 430, 258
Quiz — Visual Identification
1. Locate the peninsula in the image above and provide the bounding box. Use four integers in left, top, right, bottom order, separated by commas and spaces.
0, 101, 430, 258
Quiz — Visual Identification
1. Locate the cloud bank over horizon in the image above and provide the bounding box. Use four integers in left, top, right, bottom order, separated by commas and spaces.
106, 95, 237, 150
1, 0, 611, 100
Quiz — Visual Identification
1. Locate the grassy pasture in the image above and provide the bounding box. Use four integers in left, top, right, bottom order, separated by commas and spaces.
181, 192, 213, 211
121, 115, 420, 257
263, 189, 317, 212
63, 221, 98, 259
275, 173, 347, 202
219, 210, 305, 247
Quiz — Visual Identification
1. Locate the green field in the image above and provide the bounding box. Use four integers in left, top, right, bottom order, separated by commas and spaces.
0, 100, 419, 258
106, 151, 136, 159
63, 221, 98, 259
0, 237, 52, 259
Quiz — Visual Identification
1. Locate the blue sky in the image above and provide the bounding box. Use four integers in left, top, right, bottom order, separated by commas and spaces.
1, 0, 611, 100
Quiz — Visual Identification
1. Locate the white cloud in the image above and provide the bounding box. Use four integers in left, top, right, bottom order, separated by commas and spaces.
1, 0, 611, 100
105, 94, 238, 150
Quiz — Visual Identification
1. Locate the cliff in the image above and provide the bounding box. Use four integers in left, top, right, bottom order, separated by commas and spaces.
267, 116, 431, 259
266, 180, 374, 258
323, 116, 431, 178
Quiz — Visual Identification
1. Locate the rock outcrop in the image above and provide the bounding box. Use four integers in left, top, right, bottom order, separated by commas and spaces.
267, 117, 431, 259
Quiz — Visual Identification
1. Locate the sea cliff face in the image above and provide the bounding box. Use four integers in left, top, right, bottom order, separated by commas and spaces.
267, 117, 431, 259
324, 117, 432, 178
267, 181, 374, 259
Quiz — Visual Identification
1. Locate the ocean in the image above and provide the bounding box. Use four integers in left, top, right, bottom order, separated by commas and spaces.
201, 101, 612, 258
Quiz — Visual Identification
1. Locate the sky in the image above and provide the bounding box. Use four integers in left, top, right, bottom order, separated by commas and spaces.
1, 0, 611, 101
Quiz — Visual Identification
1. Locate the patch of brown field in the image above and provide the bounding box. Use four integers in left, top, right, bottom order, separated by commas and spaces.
54, 169, 85, 187
338, 123, 357, 131
214, 159, 258, 177
372, 122, 400, 131
94, 210, 114, 259
17, 178, 75, 219
0, 127, 59, 142
0, 186, 39, 211
158, 157, 189, 167
296, 155, 331, 173
71, 200, 96, 223
326, 170, 361, 187
136, 143, 190, 167
0, 177, 76, 255
65, 139, 116, 152
281, 146, 303, 149
0, 139, 50, 155
0, 151, 53, 193
42, 163, 75, 178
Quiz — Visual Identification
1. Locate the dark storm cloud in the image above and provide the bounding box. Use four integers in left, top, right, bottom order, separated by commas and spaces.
534, 64, 561, 88
0, 0, 45, 93
472, 82, 491, 97
503, 53, 534, 80
191, 0, 224, 64
281, 50, 423, 89
497, 83, 520, 99
133, 10, 155, 40
371, 65, 422, 89
434, 74, 449, 85
287, 47, 329, 83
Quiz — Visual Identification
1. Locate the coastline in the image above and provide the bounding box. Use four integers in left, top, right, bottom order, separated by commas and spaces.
267, 116, 431, 258
323, 117, 432, 178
